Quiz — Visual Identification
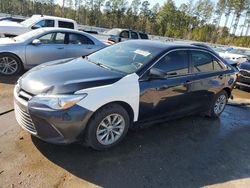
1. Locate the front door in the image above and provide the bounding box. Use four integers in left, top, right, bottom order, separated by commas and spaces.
26, 32, 67, 66
138, 50, 197, 122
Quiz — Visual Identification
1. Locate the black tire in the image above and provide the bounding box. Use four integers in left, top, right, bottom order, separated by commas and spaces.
0, 53, 22, 76
85, 104, 130, 150
208, 90, 228, 118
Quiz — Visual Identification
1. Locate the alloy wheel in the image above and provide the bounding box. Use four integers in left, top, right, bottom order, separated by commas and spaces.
214, 95, 227, 115
0, 56, 18, 75
96, 113, 125, 145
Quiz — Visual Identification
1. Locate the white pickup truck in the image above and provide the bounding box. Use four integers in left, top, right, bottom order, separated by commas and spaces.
0, 15, 78, 37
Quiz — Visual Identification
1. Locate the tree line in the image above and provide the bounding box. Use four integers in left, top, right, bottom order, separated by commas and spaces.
0, 0, 250, 47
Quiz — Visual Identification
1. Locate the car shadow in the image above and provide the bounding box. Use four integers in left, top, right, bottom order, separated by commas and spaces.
0, 71, 26, 85
32, 108, 250, 188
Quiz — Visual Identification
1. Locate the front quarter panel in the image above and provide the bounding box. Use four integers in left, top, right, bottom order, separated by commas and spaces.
75, 73, 140, 122
0, 44, 26, 67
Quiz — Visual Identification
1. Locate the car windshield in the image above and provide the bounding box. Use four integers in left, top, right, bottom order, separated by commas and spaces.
14, 29, 45, 42
87, 42, 160, 74
21, 17, 37, 27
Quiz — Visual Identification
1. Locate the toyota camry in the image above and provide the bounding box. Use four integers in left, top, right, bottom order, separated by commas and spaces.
14, 40, 237, 150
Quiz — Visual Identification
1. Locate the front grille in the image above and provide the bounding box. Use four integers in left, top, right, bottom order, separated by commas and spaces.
14, 103, 36, 134
240, 70, 250, 77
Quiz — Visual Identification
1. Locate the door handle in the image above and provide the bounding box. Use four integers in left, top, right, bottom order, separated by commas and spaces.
86, 46, 93, 49
185, 80, 192, 84
56, 47, 64, 49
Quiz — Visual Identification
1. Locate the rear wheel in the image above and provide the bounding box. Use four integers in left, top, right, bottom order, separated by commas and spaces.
208, 90, 228, 118
85, 104, 130, 150
0, 53, 22, 76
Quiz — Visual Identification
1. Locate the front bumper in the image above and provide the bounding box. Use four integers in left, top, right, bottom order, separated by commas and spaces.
14, 87, 93, 144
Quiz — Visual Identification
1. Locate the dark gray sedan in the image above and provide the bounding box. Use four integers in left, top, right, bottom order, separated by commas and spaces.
0, 28, 106, 75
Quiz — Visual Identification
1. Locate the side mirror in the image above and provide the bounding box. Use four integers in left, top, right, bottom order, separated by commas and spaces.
31, 24, 41, 30
148, 68, 166, 79
32, 39, 41, 45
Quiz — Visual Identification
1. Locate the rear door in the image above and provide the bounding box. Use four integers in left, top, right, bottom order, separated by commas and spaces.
65, 33, 97, 58
138, 50, 196, 122
189, 50, 228, 110
25, 32, 67, 66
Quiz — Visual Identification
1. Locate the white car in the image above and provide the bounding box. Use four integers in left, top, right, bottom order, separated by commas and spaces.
0, 15, 78, 38
218, 51, 248, 64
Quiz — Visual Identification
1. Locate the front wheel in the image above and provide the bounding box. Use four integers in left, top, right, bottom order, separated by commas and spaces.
85, 104, 130, 150
0, 53, 22, 75
208, 90, 228, 118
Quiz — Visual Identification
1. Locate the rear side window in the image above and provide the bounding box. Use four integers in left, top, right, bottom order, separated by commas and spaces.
154, 50, 189, 75
191, 51, 224, 72
131, 32, 139, 39
120, 31, 129, 38
58, 21, 74, 29
139, 33, 149, 39
68, 33, 94, 45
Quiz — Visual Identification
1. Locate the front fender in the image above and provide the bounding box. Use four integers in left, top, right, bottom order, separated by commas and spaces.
75, 73, 140, 122
0, 47, 26, 68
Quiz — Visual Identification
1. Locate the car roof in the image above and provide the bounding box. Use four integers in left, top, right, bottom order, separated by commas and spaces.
123, 40, 214, 52
31, 15, 75, 22
39, 27, 80, 33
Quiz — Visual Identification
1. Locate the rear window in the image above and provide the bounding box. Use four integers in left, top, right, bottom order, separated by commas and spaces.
139, 33, 149, 39
58, 21, 74, 29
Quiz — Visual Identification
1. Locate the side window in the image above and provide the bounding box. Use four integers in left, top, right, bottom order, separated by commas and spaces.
35, 19, 54, 28
213, 59, 224, 71
154, 50, 189, 75
191, 51, 224, 72
120, 31, 129, 38
68, 33, 94, 45
54, 32, 66, 44
38, 32, 65, 44
139, 33, 149, 39
131, 32, 139, 39
58, 21, 74, 29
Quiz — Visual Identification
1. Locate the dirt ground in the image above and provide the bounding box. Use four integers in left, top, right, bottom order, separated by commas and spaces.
0, 75, 250, 188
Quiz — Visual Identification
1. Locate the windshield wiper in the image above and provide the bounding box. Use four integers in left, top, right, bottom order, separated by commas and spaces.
85, 56, 112, 71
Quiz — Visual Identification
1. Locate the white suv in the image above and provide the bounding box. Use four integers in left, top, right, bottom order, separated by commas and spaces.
0, 15, 78, 37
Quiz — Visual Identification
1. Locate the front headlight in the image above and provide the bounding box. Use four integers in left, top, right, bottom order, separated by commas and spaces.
31, 94, 87, 110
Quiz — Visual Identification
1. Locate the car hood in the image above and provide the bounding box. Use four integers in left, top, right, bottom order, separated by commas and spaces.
0, 21, 23, 27
0, 21, 28, 34
19, 57, 125, 95
239, 61, 250, 70
224, 52, 247, 58
0, 37, 19, 45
